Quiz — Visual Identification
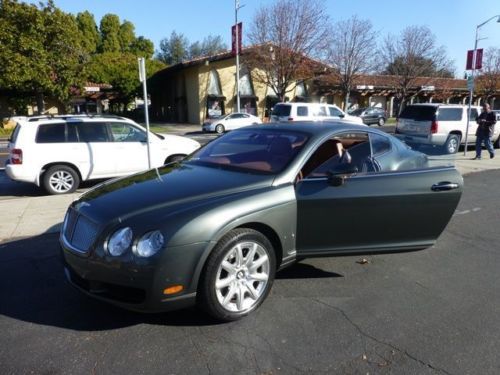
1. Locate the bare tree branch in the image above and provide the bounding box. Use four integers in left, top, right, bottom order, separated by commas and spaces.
477, 47, 500, 104
245, 0, 329, 101
326, 16, 378, 109
378, 25, 455, 113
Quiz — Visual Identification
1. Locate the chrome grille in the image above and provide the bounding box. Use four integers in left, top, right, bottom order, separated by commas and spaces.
63, 209, 99, 253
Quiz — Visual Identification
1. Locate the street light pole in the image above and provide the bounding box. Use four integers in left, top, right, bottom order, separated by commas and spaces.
235, 0, 244, 113
464, 15, 500, 155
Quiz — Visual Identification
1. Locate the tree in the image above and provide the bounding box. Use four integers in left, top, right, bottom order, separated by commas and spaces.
326, 16, 377, 110
0, 0, 85, 113
86, 52, 165, 112
99, 14, 121, 53
130, 36, 155, 58
245, 0, 330, 101
189, 35, 227, 59
119, 20, 135, 52
76, 11, 100, 55
477, 47, 500, 104
379, 25, 455, 113
156, 31, 189, 65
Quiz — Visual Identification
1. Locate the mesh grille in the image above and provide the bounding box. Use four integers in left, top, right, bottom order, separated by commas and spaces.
63, 209, 99, 253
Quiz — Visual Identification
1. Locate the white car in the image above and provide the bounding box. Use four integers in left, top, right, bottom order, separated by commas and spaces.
202, 112, 262, 133
270, 102, 364, 125
5, 115, 200, 194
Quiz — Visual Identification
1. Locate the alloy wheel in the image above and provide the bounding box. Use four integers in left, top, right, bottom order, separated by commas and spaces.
215, 241, 270, 312
49, 170, 75, 193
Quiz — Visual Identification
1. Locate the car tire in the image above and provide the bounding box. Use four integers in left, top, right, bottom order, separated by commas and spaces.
444, 134, 461, 154
378, 118, 385, 126
215, 124, 225, 134
198, 228, 276, 321
43, 165, 80, 195
165, 154, 186, 164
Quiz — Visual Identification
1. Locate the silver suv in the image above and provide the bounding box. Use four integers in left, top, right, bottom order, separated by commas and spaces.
395, 104, 500, 154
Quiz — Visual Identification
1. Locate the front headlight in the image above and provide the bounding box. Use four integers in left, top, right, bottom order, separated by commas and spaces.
135, 230, 164, 257
108, 227, 133, 256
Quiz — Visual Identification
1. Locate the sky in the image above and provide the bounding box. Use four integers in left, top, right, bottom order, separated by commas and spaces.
28, 0, 500, 78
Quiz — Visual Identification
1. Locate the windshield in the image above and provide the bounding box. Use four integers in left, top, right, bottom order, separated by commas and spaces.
187, 129, 309, 174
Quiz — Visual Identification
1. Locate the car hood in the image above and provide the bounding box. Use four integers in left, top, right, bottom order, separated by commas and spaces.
74, 163, 274, 223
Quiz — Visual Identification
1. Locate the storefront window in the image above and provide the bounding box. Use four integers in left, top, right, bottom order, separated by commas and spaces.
207, 70, 225, 119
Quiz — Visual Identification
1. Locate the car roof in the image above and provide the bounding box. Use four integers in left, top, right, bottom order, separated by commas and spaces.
244, 121, 384, 139
15, 114, 135, 126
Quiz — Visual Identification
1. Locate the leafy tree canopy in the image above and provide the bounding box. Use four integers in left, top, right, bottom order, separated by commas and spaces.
0, 0, 85, 108
156, 31, 227, 65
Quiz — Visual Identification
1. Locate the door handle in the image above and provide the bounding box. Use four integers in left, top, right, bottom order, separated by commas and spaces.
431, 182, 459, 191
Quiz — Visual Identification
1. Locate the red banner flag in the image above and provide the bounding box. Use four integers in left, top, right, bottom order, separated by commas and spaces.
475, 48, 483, 70
231, 22, 242, 56
466, 50, 474, 70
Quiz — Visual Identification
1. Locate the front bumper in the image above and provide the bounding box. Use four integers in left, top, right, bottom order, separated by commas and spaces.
60, 239, 210, 313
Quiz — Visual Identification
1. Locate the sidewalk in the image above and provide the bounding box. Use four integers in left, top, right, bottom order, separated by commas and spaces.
0, 148, 499, 244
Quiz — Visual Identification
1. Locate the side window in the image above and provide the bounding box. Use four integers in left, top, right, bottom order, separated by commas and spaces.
67, 124, 78, 142
437, 108, 462, 121
77, 122, 110, 142
469, 108, 478, 121
297, 106, 308, 116
318, 106, 327, 116
328, 107, 343, 117
36, 123, 66, 143
301, 132, 374, 178
110, 122, 146, 142
370, 133, 391, 156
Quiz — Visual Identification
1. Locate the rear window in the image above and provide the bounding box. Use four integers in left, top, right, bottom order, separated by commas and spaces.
36, 123, 66, 143
370, 133, 391, 155
399, 106, 436, 121
272, 104, 291, 117
437, 108, 462, 121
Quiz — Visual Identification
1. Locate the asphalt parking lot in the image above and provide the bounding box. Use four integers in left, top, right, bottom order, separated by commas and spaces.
1, 170, 499, 374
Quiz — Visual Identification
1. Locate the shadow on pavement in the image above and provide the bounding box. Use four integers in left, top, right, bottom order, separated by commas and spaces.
276, 262, 343, 279
0, 234, 220, 330
0, 233, 343, 331
0, 172, 104, 199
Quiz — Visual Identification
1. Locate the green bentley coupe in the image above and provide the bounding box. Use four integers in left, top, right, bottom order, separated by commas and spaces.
61, 123, 463, 321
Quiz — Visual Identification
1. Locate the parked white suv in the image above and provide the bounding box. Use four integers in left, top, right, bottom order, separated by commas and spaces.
395, 104, 500, 154
270, 102, 364, 125
6, 115, 200, 194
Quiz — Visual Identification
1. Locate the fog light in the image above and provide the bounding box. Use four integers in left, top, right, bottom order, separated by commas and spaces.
163, 285, 184, 295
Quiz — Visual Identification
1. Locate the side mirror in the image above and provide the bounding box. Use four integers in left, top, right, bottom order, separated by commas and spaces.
327, 164, 359, 186
339, 113, 345, 118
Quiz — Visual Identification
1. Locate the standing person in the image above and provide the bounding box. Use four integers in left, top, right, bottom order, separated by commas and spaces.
474, 103, 497, 159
